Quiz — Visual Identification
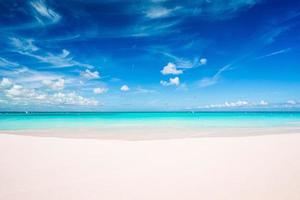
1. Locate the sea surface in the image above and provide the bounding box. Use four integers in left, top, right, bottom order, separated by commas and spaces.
1, 112, 300, 131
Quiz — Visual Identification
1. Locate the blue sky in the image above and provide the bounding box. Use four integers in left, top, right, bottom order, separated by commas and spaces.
0, 0, 300, 111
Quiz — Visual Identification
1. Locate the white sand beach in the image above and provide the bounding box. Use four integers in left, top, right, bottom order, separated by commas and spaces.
0, 132, 300, 200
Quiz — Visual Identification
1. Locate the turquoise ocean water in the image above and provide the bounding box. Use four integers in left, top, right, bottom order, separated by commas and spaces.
1, 112, 300, 131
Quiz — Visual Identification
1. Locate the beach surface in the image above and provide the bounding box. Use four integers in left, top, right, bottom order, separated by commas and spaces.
0, 132, 300, 200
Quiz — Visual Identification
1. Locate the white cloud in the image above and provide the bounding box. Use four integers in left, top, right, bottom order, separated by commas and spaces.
1, 78, 98, 106
30, 0, 61, 24
198, 64, 232, 88
204, 100, 270, 109
60, 49, 70, 58
10, 37, 38, 52
146, 7, 173, 19
259, 100, 268, 106
52, 92, 98, 106
287, 100, 296, 105
4, 84, 45, 101
93, 87, 108, 94
161, 62, 183, 75
1, 66, 63, 87
261, 26, 290, 44
20, 49, 93, 69
256, 48, 291, 60
6, 84, 23, 97
205, 100, 249, 108
0, 99, 8, 104
0, 78, 13, 89
198, 77, 218, 88
199, 58, 207, 65
81, 69, 100, 79
135, 86, 155, 94
160, 77, 180, 86
0, 57, 20, 67
176, 60, 194, 69
22, 71, 61, 83
42, 78, 65, 90
200, 0, 259, 20
10, 38, 94, 69
145, 0, 260, 21
3, 85, 97, 106
160, 51, 208, 70
120, 85, 130, 91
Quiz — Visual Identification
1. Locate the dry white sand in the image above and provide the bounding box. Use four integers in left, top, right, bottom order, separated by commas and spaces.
0, 133, 300, 200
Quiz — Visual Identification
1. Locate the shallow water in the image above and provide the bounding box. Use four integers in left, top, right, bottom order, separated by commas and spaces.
1, 112, 300, 130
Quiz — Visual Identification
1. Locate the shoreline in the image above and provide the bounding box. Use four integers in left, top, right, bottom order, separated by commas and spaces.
1, 126, 300, 140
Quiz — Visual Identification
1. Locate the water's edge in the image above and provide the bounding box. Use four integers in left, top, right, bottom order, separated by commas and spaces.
1, 126, 300, 140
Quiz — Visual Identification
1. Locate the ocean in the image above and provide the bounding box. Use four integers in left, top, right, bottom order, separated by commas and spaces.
1, 112, 300, 131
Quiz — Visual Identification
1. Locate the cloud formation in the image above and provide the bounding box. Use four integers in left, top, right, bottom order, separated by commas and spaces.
146, 7, 174, 19
42, 79, 65, 90
256, 48, 291, 59
199, 58, 207, 65
205, 100, 249, 108
203, 100, 269, 109
0, 78, 97, 106
53, 92, 98, 106
93, 87, 108, 94
160, 77, 180, 86
0, 0, 299, 111
81, 69, 100, 80
161, 62, 183, 75
120, 85, 130, 92
8, 37, 95, 69
30, 0, 61, 24
4, 83, 47, 101
287, 100, 296, 105
0, 78, 13, 89
198, 64, 232, 88
259, 100, 268, 106
10, 37, 38, 52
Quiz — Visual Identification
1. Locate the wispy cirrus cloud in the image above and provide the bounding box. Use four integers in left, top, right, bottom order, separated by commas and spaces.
30, 0, 61, 25
17, 50, 93, 69
1, 0, 299, 111
263, 27, 290, 44
256, 48, 291, 60
81, 69, 100, 80
146, 0, 260, 20
198, 63, 232, 88
134, 86, 155, 94
9, 37, 39, 52
0, 57, 68, 89
193, 12, 297, 89
152, 49, 208, 69
9, 37, 94, 69
145, 7, 174, 19
0, 57, 20, 67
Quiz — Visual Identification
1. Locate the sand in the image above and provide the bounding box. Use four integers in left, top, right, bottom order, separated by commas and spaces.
0, 132, 300, 200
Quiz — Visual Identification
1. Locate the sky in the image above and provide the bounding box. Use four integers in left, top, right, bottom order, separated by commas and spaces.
0, 0, 300, 111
